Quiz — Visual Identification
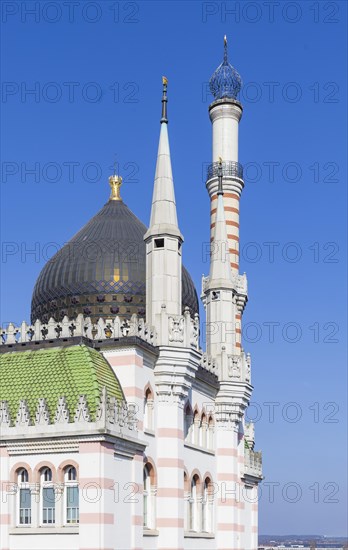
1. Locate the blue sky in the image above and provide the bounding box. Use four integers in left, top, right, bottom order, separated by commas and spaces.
1, 0, 347, 537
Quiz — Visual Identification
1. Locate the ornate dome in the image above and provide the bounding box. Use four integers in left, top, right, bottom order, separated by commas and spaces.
209, 36, 242, 101
31, 181, 199, 324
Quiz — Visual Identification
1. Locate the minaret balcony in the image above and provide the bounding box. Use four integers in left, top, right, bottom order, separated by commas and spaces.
243, 449, 263, 482
207, 160, 243, 183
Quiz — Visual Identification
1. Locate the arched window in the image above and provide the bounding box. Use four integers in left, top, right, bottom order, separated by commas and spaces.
64, 466, 79, 524
193, 410, 200, 446
144, 387, 154, 431
40, 468, 55, 524
184, 404, 193, 441
17, 469, 31, 525
200, 413, 207, 447
184, 471, 190, 531
42, 467, 52, 482
143, 462, 156, 530
189, 474, 200, 531
66, 466, 77, 481
207, 415, 214, 450
202, 477, 214, 533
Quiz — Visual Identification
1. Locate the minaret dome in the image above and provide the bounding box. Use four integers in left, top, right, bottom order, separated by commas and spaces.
209, 35, 242, 100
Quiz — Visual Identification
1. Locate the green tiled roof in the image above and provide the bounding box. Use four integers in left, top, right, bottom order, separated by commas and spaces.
0, 345, 124, 421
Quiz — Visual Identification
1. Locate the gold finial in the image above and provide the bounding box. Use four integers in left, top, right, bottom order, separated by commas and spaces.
109, 174, 123, 201
224, 35, 227, 46
218, 156, 223, 165
162, 76, 168, 86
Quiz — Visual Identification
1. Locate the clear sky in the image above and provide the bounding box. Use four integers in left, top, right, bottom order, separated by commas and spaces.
1, 0, 347, 538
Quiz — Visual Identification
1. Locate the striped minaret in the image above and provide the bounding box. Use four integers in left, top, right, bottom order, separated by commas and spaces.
207, 36, 246, 352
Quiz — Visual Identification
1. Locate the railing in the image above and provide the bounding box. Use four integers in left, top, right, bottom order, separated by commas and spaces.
207, 161, 243, 181
244, 449, 263, 479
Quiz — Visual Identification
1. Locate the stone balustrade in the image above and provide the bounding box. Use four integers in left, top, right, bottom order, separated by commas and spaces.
200, 352, 217, 375
0, 313, 157, 347
0, 387, 137, 437
244, 449, 263, 479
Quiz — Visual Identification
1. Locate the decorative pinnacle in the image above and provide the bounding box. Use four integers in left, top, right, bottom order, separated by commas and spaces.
217, 157, 224, 195
161, 76, 168, 124
109, 174, 122, 201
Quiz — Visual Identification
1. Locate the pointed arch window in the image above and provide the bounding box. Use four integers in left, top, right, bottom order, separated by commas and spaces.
189, 474, 200, 531
184, 471, 189, 531
193, 411, 200, 445
17, 469, 31, 525
184, 404, 193, 441
200, 413, 208, 447
143, 462, 156, 530
207, 415, 215, 450
202, 477, 214, 533
144, 387, 154, 431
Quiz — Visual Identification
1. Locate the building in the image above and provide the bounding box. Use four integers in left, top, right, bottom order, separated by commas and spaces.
0, 38, 263, 550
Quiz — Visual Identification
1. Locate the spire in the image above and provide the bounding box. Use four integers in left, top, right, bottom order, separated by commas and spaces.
161, 76, 168, 124
209, 160, 232, 283
223, 35, 228, 63
146, 77, 181, 238
109, 174, 122, 201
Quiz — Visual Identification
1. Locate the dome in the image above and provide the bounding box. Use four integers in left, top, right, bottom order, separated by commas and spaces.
0, 345, 124, 421
209, 36, 242, 101
31, 189, 199, 324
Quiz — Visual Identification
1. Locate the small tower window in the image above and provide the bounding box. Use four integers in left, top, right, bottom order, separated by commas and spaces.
144, 387, 154, 431
154, 238, 164, 248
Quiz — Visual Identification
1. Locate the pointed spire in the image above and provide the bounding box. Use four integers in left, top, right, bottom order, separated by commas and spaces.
145, 77, 181, 239
210, 159, 232, 283
223, 35, 228, 63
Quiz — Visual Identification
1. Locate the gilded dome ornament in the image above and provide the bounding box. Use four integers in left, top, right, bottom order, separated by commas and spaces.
109, 174, 123, 201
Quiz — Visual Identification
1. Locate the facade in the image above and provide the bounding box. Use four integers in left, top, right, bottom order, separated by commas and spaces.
0, 38, 263, 550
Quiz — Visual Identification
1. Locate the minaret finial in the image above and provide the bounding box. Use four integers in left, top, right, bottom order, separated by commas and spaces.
109, 174, 122, 201
223, 35, 228, 63
161, 76, 168, 124
217, 157, 224, 195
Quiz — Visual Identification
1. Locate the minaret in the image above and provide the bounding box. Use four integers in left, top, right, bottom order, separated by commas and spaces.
144, 77, 183, 340
204, 159, 237, 363
207, 35, 247, 352
203, 40, 260, 550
